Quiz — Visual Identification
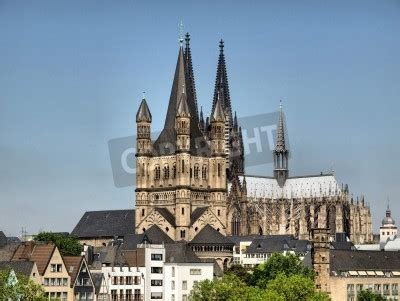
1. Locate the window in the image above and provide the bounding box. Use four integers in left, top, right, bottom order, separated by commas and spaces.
173, 163, 177, 179
111, 290, 117, 301
63, 278, 68, 286
393, 284, 398, 295
112, 276, 118, 285
119, 276, 125, 285
151, 279, 163, 286
180, 230, 186, 239
151, 253, 163, 261
182, 160, 185, 173
142, 208, 145, 216
151, 267, 163, 274
172, 280, 175, 290
217, 209, 221, 216
181, 207, 185, 215
182, 280, 187, 290
190, 269, 201, 275
134, 276, 141, 285
126, 289, 132, 301
172, 294, 175, 301
57, 264, 62, 272
202, 166, 207, 179
194, 165, 199, 178
151, 292, 163, 299
134, 289, 141, 300
164, 164, 170, 179
182, 295, 188, 301
194, 281, 198, 287
154, 165, 161, 180
217, 163, 221, 177
51, 264, 56, 272
61, 292, 67, 301
44, 278, 49, 286
172, 267, 175, 277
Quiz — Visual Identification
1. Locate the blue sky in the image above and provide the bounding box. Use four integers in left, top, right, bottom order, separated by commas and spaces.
0, 0, 399, 236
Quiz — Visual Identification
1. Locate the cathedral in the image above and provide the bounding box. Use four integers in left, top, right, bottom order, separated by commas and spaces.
134, 34, 373, 245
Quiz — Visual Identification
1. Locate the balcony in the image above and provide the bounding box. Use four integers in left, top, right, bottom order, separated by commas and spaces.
111, 295, 143, 301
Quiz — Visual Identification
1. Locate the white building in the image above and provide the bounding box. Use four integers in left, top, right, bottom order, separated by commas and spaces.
230, 235, 311, 269
89, 238, 214, 301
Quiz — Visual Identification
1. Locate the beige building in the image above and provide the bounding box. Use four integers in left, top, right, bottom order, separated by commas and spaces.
11, 241, 74, 301
311, 228, 400, 301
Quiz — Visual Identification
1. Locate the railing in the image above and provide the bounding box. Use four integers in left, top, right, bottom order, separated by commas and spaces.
392, 289, 398, 295
383, 289, 390, 296
111, 296, 143, 301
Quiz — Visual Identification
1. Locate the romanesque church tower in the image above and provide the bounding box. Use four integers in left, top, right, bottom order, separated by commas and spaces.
135, 36, 234, 242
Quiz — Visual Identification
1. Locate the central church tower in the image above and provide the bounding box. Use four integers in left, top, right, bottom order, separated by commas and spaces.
135, 36, 229, 241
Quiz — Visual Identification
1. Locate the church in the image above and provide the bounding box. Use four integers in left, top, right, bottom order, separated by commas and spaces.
134, 34, 373, 245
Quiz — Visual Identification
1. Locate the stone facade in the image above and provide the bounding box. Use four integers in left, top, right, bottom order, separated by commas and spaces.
134, 34, 372, 246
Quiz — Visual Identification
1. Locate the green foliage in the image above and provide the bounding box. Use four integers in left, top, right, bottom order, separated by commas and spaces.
249, 253, 314, 288
357, 289, 386, 301
189, 253, 329, 301
0, 269, 47, 301
34, 232, 82, 256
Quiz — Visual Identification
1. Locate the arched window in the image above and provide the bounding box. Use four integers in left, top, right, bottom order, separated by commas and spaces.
180, 230, 186, 239
164, 164, 170, 179
194, 164, 199, 179
217, 163, 221, 177
181, 160, 185, 173
154, 165, 160, 180
172, 163, 177, 179
231, 211, 241, 236
202, 166, 207, 180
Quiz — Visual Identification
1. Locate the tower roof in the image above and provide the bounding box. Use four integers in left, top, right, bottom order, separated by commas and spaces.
212, 39, 233, 127
136, 97, 152, 122
212, 90, 225, 122
177, 87, 190, 116
275, 101, 287, 152
152, 45, 209, 156
382, 201, 395, 226
184, 33, 199, 120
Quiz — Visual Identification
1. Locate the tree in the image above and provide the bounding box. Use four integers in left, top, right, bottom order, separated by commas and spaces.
357, 290, 386, 301
225, 264, 251, 283
34, 232, 82, 256
249, 253, 314, 287
266, 273, 329, 301
0, 269, 47, 301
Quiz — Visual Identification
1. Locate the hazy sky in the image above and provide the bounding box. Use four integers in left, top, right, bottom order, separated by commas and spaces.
1, 1, 399, 236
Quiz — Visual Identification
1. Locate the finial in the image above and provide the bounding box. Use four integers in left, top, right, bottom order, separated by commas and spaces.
279, 99, 283, 111
219, 39, 224, 52
185, 32, 190, 42
142, 91, 146, 100
178, 21, 184, 46
387, 197, 390, 210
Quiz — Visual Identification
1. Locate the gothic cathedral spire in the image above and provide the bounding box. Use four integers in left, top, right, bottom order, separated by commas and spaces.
274, 101, 289, 187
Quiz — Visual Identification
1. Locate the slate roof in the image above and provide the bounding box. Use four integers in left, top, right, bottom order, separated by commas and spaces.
0, 231, 7, 248
122, 225, 174, 251
0, 243, 19, 261
63, 256, 83, 285
154, 208, 176, 227
71, 210, 135, 238
164, 242, 201, 263
11, 242, 56, 275
228, 234, 294, 246
0, 261, 35, 277
92, 273, 104, 294
190, 225, 234, 245
331, 241, 355, 250
330, 250, 400, 272
190, 207, 208, 226
247, 238, 290, 253
136, 98, 152, 122
152, 46, 210, 157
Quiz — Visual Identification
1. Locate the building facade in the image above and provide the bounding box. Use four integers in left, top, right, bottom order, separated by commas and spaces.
134, 34, 372, 245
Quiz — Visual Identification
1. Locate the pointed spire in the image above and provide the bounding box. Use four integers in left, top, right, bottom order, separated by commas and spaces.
136, 94, 152, 122
177, 85, 190, 117
212, 90, 225, 122
199, 106, 205, 131
233, 111, 238, 131
184, 32, 199, 120
212, 39, 233, 127
275, 100, 286, 152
